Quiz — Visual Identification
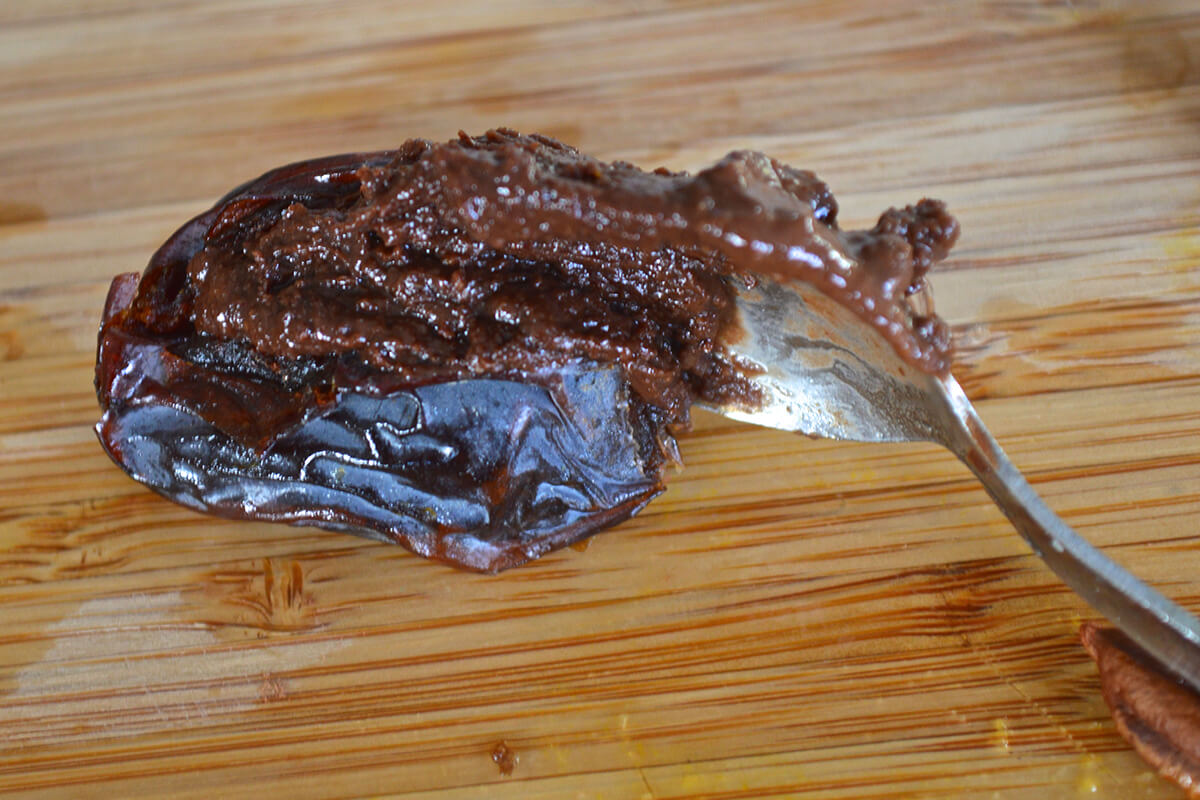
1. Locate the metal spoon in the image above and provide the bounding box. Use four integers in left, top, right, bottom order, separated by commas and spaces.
713, 275, 1200, 692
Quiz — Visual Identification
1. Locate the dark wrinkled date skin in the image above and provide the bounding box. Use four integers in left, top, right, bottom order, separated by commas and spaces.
95, 151, 668, 572
98, 366, 663, 572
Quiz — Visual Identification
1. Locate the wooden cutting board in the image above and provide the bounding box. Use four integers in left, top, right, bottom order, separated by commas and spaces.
2, 1, 1199, 797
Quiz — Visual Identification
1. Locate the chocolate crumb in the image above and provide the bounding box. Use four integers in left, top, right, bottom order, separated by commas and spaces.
490, 740, 518, 776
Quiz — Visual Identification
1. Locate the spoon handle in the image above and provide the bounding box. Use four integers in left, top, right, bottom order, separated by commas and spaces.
934, 376, 1200, 693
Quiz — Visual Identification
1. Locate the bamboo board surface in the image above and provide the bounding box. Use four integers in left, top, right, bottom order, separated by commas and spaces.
2, 1, 1200, 797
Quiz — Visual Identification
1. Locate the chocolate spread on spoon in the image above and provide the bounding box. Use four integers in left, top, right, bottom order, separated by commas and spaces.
180, 129, 956, 428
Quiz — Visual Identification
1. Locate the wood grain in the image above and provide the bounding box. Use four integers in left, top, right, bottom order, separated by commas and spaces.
2, 1, 1199, 797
